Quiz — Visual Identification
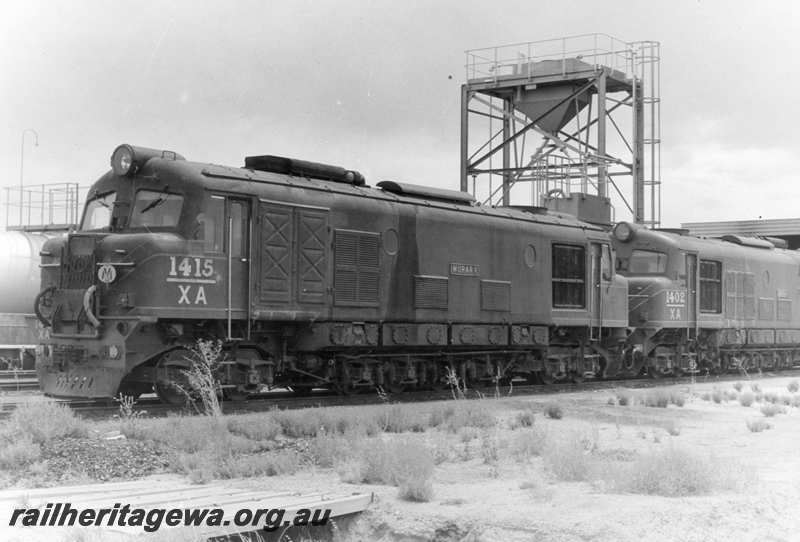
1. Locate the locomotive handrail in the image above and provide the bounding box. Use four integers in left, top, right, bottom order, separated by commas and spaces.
34, 286, 56, 327
83, 285, 101, 328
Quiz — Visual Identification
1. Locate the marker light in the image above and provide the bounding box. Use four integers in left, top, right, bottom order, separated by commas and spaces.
613, 222, 635, 242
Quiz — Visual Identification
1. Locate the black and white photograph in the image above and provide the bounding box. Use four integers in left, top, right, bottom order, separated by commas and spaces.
1, 1, 799, 540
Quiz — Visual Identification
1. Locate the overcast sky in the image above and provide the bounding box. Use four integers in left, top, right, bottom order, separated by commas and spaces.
1, 0, 798, 227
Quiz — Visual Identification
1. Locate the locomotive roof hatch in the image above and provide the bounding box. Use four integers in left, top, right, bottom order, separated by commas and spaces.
376, 180, 475, 205
244, 155, 366, 186
720, 234, 775, 249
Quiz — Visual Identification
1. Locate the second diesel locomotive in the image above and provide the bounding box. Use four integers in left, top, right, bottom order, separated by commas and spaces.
35, 144, 631, 401
613, 221, 800, 376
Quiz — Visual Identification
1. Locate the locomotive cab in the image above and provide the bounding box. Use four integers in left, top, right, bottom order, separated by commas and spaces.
612, 222, 700, 376
36, 145, 271, 400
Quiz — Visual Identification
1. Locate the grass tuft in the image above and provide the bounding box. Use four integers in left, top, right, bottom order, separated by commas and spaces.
338, 438, 435, 502
788, 380, 799, 393
738, 391, 755, 407
0, 434, 41, 470
732, 381, 743, 392
511, 409, 535, 429
8, 399, 88, 444
603, 447, 741, 496
746, 419, 771, 433
615, 390, 632, 406
541, 427, 597, 481
510, 426, 548, 462
760, 404, 785, 417
665, 422, 681, 436
543, 402, 563, 420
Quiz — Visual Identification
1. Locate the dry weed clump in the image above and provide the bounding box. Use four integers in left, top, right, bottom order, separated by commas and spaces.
543, 402, 563, 420
615, 389, 632, 406
0, 434, 41, 470
479, 430, 500, 465
763, 392, 779, 404
307, 432, 354, 468
711, 389, 724, 404
394, 442, 435, 501
338, 438, 435, 502
226, 414, 282, 441
176, 339, 225, 417
380, 404, 428, 433
7, 399, 88, 444
509, 406, 535, 429
760, 404, 785, 417
732, 381, 743, 392
510, 426, 549, 462
541, 427, 597, 481
738, 391, 755, 407
751, 383, 761, 393
603, 446, 741, 497
788, 380, 799, 393
429, 402, 497, 433
746, 419, 771, 433
639, 389, 686, 408
665, 422, 681, 436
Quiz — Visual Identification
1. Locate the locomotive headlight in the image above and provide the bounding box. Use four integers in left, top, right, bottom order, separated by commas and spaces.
110, 144, 186, 177
111, 144, 135, 176
613, 222, 635, 242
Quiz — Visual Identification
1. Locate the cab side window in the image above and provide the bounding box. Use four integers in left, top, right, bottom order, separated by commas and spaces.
194, 195, 224, 253
552, 244, 586, 308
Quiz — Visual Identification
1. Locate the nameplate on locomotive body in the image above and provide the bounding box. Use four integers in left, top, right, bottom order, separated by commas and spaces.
449, 263, 480, 276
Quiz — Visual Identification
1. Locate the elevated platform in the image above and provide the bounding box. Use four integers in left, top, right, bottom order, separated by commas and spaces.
462, 34, 661, 227
682, 218, 800, 249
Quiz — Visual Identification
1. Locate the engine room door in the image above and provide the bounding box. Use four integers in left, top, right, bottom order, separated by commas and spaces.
589, 242, 609, 337
226, 198, 251, 339
685, 252, 698, 333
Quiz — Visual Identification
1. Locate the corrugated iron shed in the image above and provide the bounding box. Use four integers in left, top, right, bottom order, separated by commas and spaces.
682, 218, 800, 249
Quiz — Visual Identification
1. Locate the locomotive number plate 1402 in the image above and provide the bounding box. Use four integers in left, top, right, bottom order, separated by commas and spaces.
665, 290, 686, 306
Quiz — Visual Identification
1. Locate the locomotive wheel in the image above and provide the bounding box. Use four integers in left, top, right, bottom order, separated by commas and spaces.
154, 348, 195, 405
539, 371, 568, 385
222, 389, 250, 402
154, 382, 188, 405
289, 385, 314, 397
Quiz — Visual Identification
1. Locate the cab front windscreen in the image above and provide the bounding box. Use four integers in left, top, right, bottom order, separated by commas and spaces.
80, 191, 116, 231
628, 249, 668, 274
130, 190, 184, 228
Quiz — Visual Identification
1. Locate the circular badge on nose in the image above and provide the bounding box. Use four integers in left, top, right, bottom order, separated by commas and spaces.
97, 263, 117, 284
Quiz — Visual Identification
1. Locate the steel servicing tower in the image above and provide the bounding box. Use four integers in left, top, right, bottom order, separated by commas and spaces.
461, 33, 661, 227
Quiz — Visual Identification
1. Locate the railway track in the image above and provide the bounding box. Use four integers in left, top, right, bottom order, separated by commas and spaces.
0, 369, 792, 421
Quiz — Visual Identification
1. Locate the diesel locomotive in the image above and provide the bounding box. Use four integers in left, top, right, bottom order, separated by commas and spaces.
612, 222, 800, 376
34, 144, 631, 401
